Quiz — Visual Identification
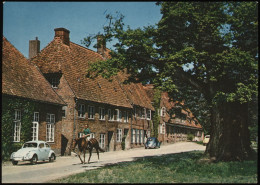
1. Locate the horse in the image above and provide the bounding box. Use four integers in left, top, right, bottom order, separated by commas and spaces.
71, 137, 105, 164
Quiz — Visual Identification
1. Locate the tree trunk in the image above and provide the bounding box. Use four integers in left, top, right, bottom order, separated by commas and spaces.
205, 101, 255, 161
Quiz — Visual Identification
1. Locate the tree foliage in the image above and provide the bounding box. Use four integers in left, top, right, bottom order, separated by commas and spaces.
2, 96, 39, 160
84, 2, 258, 161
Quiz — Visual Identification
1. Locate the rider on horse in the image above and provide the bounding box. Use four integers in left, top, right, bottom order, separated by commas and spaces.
81, 124, 91, 148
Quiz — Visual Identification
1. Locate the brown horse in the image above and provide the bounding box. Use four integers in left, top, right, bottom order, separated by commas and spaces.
71, 137, 105, 164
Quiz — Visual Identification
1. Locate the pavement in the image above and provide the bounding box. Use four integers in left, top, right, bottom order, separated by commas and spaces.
1, 142, 206, 183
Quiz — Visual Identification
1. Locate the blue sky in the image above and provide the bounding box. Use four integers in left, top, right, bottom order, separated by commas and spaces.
3, 1, 162, 58
3, 1, 161, 57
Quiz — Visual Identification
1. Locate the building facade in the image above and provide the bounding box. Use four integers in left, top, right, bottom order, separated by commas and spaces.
30, 28, 154, 154
2, 37, 65, 156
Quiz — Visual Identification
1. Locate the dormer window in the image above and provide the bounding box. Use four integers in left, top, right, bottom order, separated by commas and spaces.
44, 73, 62, 89
51, 78, 59, 88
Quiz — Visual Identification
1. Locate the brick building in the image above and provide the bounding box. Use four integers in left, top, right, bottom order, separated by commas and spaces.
144, 84, 204, 144
30, 28, 154, 154
2, 37, 66, 154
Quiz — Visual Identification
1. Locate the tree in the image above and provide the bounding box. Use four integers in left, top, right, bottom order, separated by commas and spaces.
83, 2, 258, 161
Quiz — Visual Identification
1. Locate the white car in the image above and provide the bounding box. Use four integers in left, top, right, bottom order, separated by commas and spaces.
10, 140, 56, 165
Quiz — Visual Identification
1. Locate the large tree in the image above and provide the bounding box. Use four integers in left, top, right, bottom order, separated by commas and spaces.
84, 2, 258, 161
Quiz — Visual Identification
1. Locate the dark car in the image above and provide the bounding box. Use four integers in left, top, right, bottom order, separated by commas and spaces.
145, 137, 161, 149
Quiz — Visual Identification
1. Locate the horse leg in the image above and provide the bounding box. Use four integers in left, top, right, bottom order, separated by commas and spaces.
83, 150, 86, 164
77, 151, 84, 164
96, 147, 100, 160
88, 148, 92, 164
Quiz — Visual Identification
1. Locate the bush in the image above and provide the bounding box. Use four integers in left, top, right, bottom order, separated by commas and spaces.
187, 134, 194, 141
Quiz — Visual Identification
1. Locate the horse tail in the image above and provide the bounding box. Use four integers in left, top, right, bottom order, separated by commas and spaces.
98, 146, 105, 152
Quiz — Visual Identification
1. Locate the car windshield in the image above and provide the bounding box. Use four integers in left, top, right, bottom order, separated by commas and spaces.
23, 143, 38, 148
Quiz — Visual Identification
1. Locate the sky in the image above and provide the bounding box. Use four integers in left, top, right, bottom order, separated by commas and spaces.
3, 1, 162, 59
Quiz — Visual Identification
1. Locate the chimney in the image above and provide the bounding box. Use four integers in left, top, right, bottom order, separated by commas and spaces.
54, 28, 70, 46
97, 35, 106, 58
29, 37, 40, 59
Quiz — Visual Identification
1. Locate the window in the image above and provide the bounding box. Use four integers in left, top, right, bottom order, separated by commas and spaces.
134, 107, 137, 118
108, 109, 114, 121
88, 106, 95, 119
79, 132, 95, 138
161, 107, 166, 117
138, 108, 142, 118
46, 113, 55, 142
159, 122, 165, 134
78, 104, 85, 118
99, 134, 105, 149
141, 108, 146, 119
136, 130, 140, 143
13, 110, 21, 142
99, 107, 105, 120
117, 129, 122, 142
32, 112, 39, 141
132, 129, 136, 143
51, 78, 59, 88
62, 106, 67, 118
123, 111, 129, 123
147, 109, 151, 120
140, 130, 143, 143
116, 109, 122, 122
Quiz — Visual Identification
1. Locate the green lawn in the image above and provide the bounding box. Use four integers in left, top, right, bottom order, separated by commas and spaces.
49, 151, 257, 183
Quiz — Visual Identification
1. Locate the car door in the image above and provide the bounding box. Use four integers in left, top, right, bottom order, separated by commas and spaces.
38, 143, 46, 160
44, 143, 51, 160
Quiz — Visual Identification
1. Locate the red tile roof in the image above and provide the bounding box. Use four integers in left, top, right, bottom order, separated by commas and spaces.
31, 37, 132, 108
2, 37, 65, 106
117, 72, 154, 111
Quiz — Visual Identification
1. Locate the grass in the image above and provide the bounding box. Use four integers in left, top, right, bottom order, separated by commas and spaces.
49, 151, 258, 183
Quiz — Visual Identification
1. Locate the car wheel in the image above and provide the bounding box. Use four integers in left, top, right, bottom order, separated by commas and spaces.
30, 155, 38, 165
49, 153, 55, 162
12, 160, 18, 165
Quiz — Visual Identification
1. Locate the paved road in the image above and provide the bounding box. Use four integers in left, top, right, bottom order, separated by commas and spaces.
2, 142, 205, 183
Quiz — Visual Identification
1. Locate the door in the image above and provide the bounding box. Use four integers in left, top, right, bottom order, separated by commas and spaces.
107, 131, 113, 151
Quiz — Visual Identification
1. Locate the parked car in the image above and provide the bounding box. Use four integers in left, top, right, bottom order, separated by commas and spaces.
203, 135, 210, 146
10, 140, 56, 165
145, 137, 161, 149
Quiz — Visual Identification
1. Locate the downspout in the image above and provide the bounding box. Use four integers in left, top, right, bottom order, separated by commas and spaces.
73, 97, 78, 139
130, 108, 133, 149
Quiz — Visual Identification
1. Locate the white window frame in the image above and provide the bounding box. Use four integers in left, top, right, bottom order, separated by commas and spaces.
160, 122, 165, 134
136, 129, 140, 143
99, 107, 105, 120
134, 107, 137, 118
88, 106, 95, 119
140, 130, 143, 143
46, 113, 55, 142
32, 112, 39, 141
78, 104, 85, 118
108, 109, 114, 121
117, 128, 122, 142
62, 106, 67, 118
147, 109, 151, 120
132, 129, 136, 143
116, 109, 122, 122
13, 110, 21, 142
161, 107, 166, 117
141, 108, 146, 119
123, 111, 129, 123
99, 134, 105, 149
